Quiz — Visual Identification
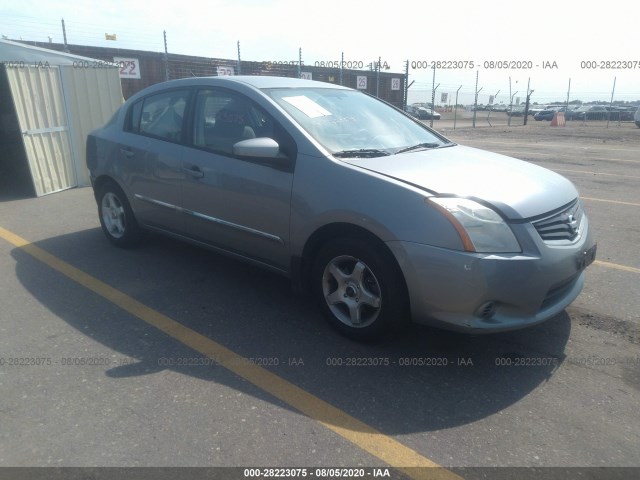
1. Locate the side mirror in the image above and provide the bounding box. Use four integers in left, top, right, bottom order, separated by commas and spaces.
233, 137, 280, 159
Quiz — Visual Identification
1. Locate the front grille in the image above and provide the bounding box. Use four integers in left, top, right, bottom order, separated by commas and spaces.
533, 201, 583, 242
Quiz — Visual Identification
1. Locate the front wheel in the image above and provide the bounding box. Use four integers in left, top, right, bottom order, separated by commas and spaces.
312, 238, 408, 340
97, 181, 142, 248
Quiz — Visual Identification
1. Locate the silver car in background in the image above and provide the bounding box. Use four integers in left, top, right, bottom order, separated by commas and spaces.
87, 76, 596, 339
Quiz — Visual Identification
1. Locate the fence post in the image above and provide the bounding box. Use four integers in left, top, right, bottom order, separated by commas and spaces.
404, 60, 409, 110
454, 85, 462, 129
376, 56, 381, 97
163, 30, 170, 81
607, 76, 616, 128
523, 78, 532, 126
472, 70, 481, 128
430, 66, 438, 128
61, 18, 70, 53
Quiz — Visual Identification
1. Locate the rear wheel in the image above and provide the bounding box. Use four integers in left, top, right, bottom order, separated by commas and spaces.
312, 237, 407, 340
97, 181, 142, 248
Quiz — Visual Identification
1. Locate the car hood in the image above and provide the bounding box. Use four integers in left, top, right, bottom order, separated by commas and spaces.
344, 145, 578, 220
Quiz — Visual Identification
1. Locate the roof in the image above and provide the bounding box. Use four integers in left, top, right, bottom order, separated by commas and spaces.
153, 75, 351, 90
0, 39, 115, 66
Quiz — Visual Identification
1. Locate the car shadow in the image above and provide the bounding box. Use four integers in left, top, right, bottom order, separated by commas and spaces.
11, 228, 572, 434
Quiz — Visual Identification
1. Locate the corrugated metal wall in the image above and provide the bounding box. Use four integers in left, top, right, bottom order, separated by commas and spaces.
60, 66, 123, 186
6, 66, 75, 196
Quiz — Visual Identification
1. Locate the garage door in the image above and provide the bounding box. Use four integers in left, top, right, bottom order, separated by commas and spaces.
6, 66, 75, 196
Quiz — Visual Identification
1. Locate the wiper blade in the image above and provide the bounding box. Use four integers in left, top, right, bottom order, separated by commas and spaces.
332, 149, 390, 158
395, 142, 442, 154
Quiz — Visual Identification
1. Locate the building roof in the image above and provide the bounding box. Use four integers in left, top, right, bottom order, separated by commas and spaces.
0, 39, 114, 65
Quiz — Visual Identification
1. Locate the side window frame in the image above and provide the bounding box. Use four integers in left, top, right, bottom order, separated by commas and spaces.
124, 88, 193, 145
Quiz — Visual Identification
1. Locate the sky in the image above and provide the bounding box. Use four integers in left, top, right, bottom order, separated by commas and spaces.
1, 0, 639, 105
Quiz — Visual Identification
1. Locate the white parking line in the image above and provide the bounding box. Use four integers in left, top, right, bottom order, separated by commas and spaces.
582, 197, 640, 207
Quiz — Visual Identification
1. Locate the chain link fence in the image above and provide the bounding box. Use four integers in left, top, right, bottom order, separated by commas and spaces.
16, 41, 406, 109
404, 63, 639, 130
11, 39, 640, 130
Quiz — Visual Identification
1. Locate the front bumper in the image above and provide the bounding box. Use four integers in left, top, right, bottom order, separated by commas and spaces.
387, 216, 596, 333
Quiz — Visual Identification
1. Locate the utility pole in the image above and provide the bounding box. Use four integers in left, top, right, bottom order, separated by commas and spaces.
237, 41, 241, 75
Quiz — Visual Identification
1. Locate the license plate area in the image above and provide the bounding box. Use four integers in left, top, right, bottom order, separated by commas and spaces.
578, 243, 597, 271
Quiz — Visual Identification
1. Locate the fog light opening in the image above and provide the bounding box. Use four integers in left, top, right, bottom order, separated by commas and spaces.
477, 301, 497, 319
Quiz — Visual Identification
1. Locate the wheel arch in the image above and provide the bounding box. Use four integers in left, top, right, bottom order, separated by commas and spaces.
92, 174, 127, 201
294, 222, 409, 305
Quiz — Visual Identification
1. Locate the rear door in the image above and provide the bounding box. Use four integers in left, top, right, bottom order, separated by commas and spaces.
120, 88, 191, 233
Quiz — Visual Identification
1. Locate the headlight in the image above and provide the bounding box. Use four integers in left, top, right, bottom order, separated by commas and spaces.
428, 197, 521, 253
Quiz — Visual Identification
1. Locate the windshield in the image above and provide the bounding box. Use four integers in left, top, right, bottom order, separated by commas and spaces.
263, 87, 450, 157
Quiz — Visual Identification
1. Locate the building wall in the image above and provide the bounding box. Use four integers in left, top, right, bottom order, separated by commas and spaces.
60, 65, 124, 186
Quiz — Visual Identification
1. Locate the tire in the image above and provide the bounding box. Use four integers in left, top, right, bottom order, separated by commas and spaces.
311, 237, 408, 340
96, 181, 142, 248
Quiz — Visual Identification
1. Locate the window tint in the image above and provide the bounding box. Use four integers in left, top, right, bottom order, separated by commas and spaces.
193, 89, 276, 155
131, 89, 189, 142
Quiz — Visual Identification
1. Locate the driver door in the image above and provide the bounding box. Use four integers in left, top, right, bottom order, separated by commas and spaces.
181, 88, 295, 271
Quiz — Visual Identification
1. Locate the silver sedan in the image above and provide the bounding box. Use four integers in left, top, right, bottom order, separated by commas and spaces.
87, 76, 596, 339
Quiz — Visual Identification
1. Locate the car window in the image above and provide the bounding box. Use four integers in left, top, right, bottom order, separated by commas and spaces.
129, 89, 190, 142
264, 88, 447, 155
192, 89, 278, 155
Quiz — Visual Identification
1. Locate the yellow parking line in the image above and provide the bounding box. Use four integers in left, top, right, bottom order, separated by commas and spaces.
0, 225, 460, 480
594, 260, 640, 274
581, 197, 640, 207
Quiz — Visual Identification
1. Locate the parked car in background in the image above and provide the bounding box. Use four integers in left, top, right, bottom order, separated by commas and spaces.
534, 106, 569, 121
506, 106, 526, 116
635, 106, 640, 127
534, 108, 558, 121
86, 76, 596, 340
583, 105, 609, 120
528, 106, 545, 116
487, 104, 508, 112
608, 106, 635, 122
565, 106, 589, 121
406, 105, 441, 120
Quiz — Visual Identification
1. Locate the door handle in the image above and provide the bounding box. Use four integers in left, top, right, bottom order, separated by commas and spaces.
182, 165, 204, 179
119, 147, 135, 158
